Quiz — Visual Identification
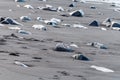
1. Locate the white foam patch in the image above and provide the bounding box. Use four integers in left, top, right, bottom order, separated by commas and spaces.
91, 65, 114, 73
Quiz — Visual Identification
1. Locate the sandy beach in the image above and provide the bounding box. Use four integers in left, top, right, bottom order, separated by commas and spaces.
0, 0, 120, 80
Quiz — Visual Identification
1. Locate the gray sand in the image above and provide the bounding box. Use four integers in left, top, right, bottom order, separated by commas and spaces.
0, 0, 120, 80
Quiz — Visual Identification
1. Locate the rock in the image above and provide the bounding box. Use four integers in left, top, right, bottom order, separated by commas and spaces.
9, 52, 20, 56
87, 42, 108, 49
3, 33, 19, 39
20, 16, 31, 22
32, 57, 42, 60
40, 5, 57, 12
57, 6, 64, 12
32, 24, 47, 31
1, 17, 22, 25
69, 10, 84, 17
15, 0, 25, 2
69, 3, 76, 7
72, 0, 79, 2
50, 18, 62, 23
54, 43, 74, 52
111, 21, 120, 28
44, 20, 57, 27
72, 54, 89, 61
44, 18, 61, 27
102, 18, 112, 27
70, 43, 79, 48
89, 20, 100, 27
8, 27, 21, 30
36, 17, 43, 21
24, 5, 34, 9
18, 30, 31, 35
73, 24, 88, 29
90, 6, 96, 9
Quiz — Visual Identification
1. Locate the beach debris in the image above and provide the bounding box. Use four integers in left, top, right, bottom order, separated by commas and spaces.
72, 54, 89, 61
69, 10, 84, 17
20, 16, 31, 22
0, 17, 22, 25
24, 5, 34, 9
18, 30, 31, 35
15, 0, 25, 2
89, 20, 100, 27
91, 65, 114, 72
101, 27, 107, 31
54, 43, 74, 52
14, 61, 29, 68
102, 18, 112, 27
87, 42, 108, 49
32, 24, 47, 31
73, 24, 88, 29
8, 26, 21, 30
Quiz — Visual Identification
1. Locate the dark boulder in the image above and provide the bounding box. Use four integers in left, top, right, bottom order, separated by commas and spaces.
69, 10, 84, 17
89, 20, 99, 27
